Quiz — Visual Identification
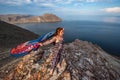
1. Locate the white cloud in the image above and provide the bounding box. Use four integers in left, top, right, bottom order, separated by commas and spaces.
0, 0, 104, 6
41, 3, 55, 7
76, 0, 111, 2
76, 0, 99, 2
102, 7, 120, 13
0, 0, 32, 5
26, 0, 32, 3
86, 0, 97, 2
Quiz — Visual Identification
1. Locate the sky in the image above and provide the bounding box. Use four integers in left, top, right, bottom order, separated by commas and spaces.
0, 0, 120, 20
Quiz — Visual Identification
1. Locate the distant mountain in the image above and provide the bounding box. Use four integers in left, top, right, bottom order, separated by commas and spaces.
0, 21, 38, 49
0, 13, 62, 24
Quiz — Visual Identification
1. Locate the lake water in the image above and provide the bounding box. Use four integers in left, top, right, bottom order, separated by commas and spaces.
16, 21, 120, 56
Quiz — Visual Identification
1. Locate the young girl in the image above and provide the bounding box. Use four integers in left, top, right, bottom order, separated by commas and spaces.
10, 27, 64, 57
39, 27, 64, 46
40, 27, 64, 74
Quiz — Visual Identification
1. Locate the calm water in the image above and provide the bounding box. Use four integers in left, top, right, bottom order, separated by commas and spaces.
16, 21, 120, 56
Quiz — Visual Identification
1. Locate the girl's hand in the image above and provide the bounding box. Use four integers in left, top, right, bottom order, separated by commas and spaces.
39, 43, 43, 46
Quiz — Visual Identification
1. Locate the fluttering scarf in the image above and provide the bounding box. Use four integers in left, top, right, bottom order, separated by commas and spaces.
10, 31, 54, 57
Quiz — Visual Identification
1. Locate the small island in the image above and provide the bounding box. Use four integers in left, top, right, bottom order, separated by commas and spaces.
0, 13, 62, 24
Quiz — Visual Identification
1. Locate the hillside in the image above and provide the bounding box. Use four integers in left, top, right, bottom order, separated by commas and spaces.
0, 21, 38, 50
0, 13, 62, 24
0, 39, 120, 80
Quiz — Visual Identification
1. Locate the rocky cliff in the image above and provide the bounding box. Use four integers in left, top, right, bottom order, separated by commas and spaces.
0, 14, 61, 24
0, 39, 120, 80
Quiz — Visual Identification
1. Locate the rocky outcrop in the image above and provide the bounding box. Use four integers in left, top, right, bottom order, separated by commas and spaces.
0, 39, 120, 80
0, 14, 61, 24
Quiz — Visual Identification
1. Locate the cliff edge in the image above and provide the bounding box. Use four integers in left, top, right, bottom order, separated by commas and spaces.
0, 39, 120, 80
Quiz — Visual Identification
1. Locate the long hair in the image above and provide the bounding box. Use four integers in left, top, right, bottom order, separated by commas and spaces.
42, 27, 64, 43
53, 27, 64, 36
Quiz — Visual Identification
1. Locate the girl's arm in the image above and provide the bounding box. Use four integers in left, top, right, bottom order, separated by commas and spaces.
40, 37, 56, 46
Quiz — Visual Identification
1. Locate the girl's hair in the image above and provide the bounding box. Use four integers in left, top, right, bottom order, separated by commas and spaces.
53, 27, 64, 36
41, 27, 64, 44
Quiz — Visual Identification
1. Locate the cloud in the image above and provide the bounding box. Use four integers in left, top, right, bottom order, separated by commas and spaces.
86, 0, 97, 2
0, 0, 32, 5
40, 3, 55, 7
0, 0, 104, 6
102, 7, 120, 13
76, 0, 101, 2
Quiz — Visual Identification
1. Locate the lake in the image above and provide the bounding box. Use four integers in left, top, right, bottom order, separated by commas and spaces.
16, 20, 120, 56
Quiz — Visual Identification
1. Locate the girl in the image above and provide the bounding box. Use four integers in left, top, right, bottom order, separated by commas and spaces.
40, 27, 64, 74
39, 27, 64, 46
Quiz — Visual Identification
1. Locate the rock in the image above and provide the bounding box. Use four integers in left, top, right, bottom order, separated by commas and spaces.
85, 71, 94, 77
0, 39, 120, 80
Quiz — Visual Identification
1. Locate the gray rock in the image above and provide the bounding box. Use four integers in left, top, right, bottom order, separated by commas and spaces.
0, 39, 120, 80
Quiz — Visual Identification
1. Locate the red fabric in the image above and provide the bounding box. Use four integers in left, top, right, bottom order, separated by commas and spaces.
11, 42, 40, 54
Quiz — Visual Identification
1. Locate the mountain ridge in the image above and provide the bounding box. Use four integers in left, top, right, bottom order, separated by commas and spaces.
0, 13, 62, 24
